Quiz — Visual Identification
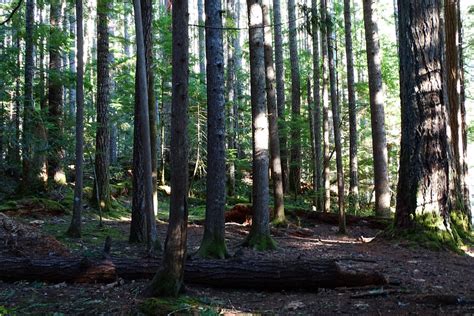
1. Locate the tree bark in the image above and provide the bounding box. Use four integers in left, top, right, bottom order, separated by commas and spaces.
0, 256, 388, 290
263, 0, 285, 224
326, 0, 345, 234
198, 0, 229, 259
94, 0, 111, 213
144, 0, 189, 297
311, 0, 322, 212
344, 0, 359, 213
47, 0, 65, 185
67, 0, 84, 239
244, 0, 275, 251
288, 0, 302, 195
320, 0, 331, 213
395, 0, 450, 229
273, 0, 289, 194
362, 0, 391, 218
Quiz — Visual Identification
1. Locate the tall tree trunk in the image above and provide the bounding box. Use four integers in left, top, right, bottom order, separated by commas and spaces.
226, 0, 236, 197
263, 0, 285, 224
326, 0, 345, 234
288, 0, 301, 195
198, 0, 229, 259
320, 0, 331, 213
444, 0, 471, 223
362, 0, 391, 218
311, 0, 322, 211
48, 0, 65, 185
243, 0, 276, 251
68, 11, 76, 117
395, 0, 450, 230
144, 0, 189, 296
344, 0, 359, 213
130, 0, 159, 252
273, 0, 289, 194
94, 0, 111, 213
67, 0, 84, 238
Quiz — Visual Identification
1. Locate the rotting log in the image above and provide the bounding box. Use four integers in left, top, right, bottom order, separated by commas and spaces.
0, 256, 387, 290
293, 210, 391, 230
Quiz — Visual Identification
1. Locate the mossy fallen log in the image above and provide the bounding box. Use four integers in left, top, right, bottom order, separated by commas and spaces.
0, 256, 387, 291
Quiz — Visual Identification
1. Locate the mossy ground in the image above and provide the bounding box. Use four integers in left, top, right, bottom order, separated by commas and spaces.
243, 231, 277, 251
197, 234, 229, 259
139, 296, 220, 315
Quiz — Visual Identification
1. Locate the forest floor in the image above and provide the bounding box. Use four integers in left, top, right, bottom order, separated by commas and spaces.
0, 198, 473, 315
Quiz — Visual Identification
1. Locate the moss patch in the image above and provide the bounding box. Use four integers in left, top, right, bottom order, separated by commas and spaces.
139, 296, 219, 315
243, 231, 277, 251
197, 234, 229, 259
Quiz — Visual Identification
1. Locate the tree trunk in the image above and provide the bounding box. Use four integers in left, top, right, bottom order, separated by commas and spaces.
0, 256, 387, 290
94, 0, 111, 213
320, 0, 331, 213
362, 0, 391, 218
326, 0, 346, 234
243, 0, 275, 251
395, 0, 450, 229
67, 0, 84, 239
311, 0, 322, 212
144, 0, 189, 297
288, 0, 302, 195
273, 0, 289, 194
131, 0, 159, 253
344, 0, 359, 213
198, 0, 229, 259
47, 0, 65, 185
263, 0, 285, 224
444, 0, 471, 223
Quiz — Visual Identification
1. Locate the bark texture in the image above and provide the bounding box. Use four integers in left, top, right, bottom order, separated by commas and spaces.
244, 0, 275, 250
395, 0, 450, 229
198, 0, 228, 259
363, 0, 391, 217
263, 0, 285, 224
144, 0, 189, 297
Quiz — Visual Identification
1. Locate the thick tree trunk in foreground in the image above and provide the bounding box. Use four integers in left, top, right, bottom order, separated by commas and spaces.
395, 0, 450, 229
244, 0, 275, 251
94, 0, 111, 212
0, 256, 387, 290
288, 0, 302, 195
198, 0, 228, 259
144, 0, 189, 297
263, 0, 285, 224
363, 0, 391, 218
67, 0, 85, 238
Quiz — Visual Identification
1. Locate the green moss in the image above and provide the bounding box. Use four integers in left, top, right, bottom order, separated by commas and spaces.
243, 232, 277, 251
197, 234, 229, 259
272, 216, 287, 227
139, 296, 219, 316
143, 271, 182, 298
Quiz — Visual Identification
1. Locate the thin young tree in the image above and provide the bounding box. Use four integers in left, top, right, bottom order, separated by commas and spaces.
263, 0, 285, 224
395, 0, 451, 230
288, 0, 302, 195
362, 0, 391, 217
326, 0, 345, 233
311, 0, 322, 211
243, 0, 276, 251
67, 0, 84, 238
273, 0, 289, 193
94, 0, 111, 212
320, 0, 330, 213
143, 0, 190, 297
197, 0, 229, 259
344, 0, 359, 212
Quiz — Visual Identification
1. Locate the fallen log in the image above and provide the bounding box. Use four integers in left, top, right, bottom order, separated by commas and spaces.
293, 210, 391, 230
0, 256, 387, 291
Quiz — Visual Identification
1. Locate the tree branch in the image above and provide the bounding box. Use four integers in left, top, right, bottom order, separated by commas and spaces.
0, 0, 23, 26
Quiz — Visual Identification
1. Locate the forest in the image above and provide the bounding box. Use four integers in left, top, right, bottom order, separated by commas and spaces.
0, 0, 473, 314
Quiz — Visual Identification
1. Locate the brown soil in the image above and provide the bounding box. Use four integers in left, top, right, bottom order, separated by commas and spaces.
0, 212, 473, 315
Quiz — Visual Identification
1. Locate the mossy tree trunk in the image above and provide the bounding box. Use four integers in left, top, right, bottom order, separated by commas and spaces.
144, 0, 189, 297
198, 0, 229, 259
243, 0, 276, 251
